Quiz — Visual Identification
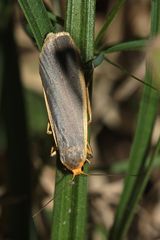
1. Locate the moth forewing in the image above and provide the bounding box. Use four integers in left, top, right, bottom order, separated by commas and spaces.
39, 32, 91, 177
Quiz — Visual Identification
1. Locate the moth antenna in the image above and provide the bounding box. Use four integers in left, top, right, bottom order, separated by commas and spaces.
32, 197, 54, 218
88, 170, 142, 178
32, 175, 75, 218
32, 169, 140, 218
88, 159, 141, 178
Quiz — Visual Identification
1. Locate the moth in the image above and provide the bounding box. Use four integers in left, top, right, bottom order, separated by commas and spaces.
39, 32, 92, 178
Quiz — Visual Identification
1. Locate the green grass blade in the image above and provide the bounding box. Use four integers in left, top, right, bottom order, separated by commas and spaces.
109, 1, 160, 239
101, 39, 147, 54
18, 0, 54, 50
95, 0, 126, 49
120, 136, 160, 239
94, 39, 147, 67
51, 1, 95, 240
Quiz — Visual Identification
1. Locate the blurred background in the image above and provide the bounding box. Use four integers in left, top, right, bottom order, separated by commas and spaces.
0, 0, 160, 239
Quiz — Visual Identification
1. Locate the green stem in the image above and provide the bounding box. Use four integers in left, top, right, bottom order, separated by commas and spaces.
51, 1, 95, 240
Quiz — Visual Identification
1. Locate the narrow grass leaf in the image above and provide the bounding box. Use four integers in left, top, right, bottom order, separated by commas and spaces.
94, 39, 147, 67
18, 0, 54, 49
95, 0, 126, 49
109, 1, 160, 239
100, 39, 148, 54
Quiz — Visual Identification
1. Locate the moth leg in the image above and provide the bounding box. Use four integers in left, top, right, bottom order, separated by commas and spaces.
47, 121, 58, 158
86, 159, 91, 164
50, 145, 57, 157
47, 122, 52, 134
43, 89, 58, 147
49, 127, 58, 157
87, 142, 93, 160
42, 88, 59, 158
86, 88, 92, 124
